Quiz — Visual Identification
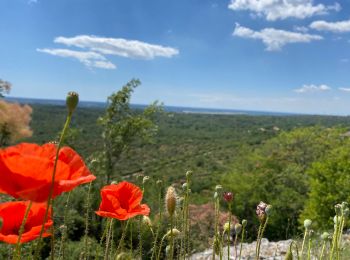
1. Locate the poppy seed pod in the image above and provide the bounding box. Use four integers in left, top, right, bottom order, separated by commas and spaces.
304, 219, 312, 229
165, 186, 177, 217
223, 222, 230, 232
235, 223, 242, 234
215, 185, 222, 192
66, 91, 79, 114
242, 219, 247, 227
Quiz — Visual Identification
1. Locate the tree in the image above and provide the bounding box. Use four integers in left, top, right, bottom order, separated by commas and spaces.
0, 79, 11, 98
96, 79, 162, 184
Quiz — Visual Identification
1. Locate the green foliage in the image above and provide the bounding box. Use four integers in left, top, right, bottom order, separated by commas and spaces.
95, 79, 162, 184
0, 79, 11, 98
301, 144, 350, 229
223, 127, 346, 240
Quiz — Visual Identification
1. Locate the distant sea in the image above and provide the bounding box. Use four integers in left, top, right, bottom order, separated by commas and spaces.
5, 97, 297, 116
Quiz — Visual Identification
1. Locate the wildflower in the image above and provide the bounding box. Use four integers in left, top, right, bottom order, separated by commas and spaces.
0, 201, 53, 244
186, 170, 192, 178
242, 219, 247, 227
0, 143, 96, 202
223, 192, 234, 203
95, 181, 150, 221
165, 186, 177, 217
256, 201, 268, 222
304, 219, 312, 229
182, 183, 188, 190
321, 232, 330, 240
166, 228, 181, 239
223, 222, 230, 232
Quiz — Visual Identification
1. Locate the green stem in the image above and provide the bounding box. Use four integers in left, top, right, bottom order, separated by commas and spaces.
151, 185, 163, 260
320, 241, 326, 260
212, 198, 219, 260
307, 236, 312, 260
58, 192, 71, 260
138, 216, 143, 259
130, 221, 133, 257
115, 220, 130, 254
156, 235, 167, 260
227, 203, 232, 259
330, 217, 339, 260
13, 201, 33, 260
169, 215, 175, 260
234, 234, 238, 260
301, 229, 308, 257
104, 219, 113, 260
256, 217, 268, 260
239, 227, 245, 260
255, 223, 262, 258
83, 183, 92, 260
34, 113, 72, 259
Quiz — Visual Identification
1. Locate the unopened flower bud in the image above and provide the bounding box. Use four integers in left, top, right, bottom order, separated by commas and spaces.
186, 170, 192, 178
111, 181, 118, 185
142, 216, 152, 227
213, 192, 218, 199
335, 204, 342, 216
321, 232, 330, 240
165, 186, 177, 217
116, 252, 132, 260
66, 91, 79, 114
223, 222, 230, 232
304, 219, 312, 229
215, 185, 223, 192
235, 223, 242, 234
156, 180, 162, 185
166, 228, 181, 238
182, 183, 188, 190
143, 176, 150, 184
242, 219, 247, 227
265, 205, 273, 216
256, 201, 268, 222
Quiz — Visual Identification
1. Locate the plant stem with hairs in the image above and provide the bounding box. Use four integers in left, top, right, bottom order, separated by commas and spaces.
83, 183, 92, 260
115, 220, 130, 255
151, 181, 163, 260
13, 201, 33, 260
104, 219, 113, 260
58, 192, 71, 260
256, 217, 269, 260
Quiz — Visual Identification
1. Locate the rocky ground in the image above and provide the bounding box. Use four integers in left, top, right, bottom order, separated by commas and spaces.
190, 238, 292, 260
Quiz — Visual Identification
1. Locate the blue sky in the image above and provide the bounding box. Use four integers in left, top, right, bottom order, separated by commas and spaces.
1, 0, 350, 114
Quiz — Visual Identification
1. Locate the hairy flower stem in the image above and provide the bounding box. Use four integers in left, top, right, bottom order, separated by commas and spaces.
58, 192, 71, 260
104, 219, 113, 260
336, 215, 345, 260
227, 203, 232, 259
151, 184, 163, 260
170, 215, 175, 260
301, 229, 308, 257
239, 226, 245, 260
330, 217, 340, 260
234, 234, 238, 260
115, 220, 130, 255
138, 216, 143, 259
212, 198, 219, 260
307, 235, 312, 260
156, 235, 167, 260
83, 183, 92, 260
13, 201, 33, 260
130, 221, 133, 256
320, 240, 326, 260
34, 113, 72, 259
185, 175, 191, 258
256, 217, 268, 260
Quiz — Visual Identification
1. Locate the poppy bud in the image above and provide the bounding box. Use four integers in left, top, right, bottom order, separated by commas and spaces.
182, 183, 188, 190
321, 232, 330, 240
165, 186, 177, 217
265, 205, 273, 216
111, 181, 118, 185
235, 223, 242, 234
223, 222, 230, 232
156, 180, 162, 185
334, 215, 341, 225
223, 192, 234, 203
304, 219, 312, 229
335, 204, 342, 216
166, 228, 181, 238
256, 201, 268, 222
143, 176, 150, 184
142, 216, 152, 227
186, 171, 192, 178
66, 91, 79, 114
116, 252, 132, 260
242, 219, 247, 227
215, 185, 222, 192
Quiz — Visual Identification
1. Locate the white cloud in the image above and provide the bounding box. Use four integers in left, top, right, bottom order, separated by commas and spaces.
294, 84, 331, 93
339, 87, 350, 92
228, 0, 340, 21
233, 23, 323, 51
54, 35, 179, 59
37, 48, 117, 69
294, 26, 309, 33
310, 19, 350, 33
28, 0, 38, 4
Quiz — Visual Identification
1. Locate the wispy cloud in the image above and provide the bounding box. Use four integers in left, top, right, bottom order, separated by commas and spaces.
233, 24, 323, 51
294, 84, 331, 93
54, 35, 179, 59
37, 48, 117, 69
228, 0, 340, 21
310, 19, 350, 33
38, 35, 179, 70
339, 87, 350, 92
28, 0, 38, 4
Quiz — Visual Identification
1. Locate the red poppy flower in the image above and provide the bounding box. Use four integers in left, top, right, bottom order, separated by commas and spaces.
0, 143, 96, 202
95, 181, 150, 220
0, 201, 53, 244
